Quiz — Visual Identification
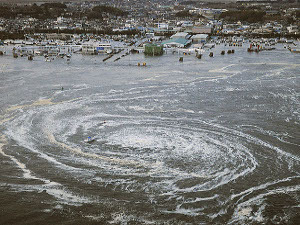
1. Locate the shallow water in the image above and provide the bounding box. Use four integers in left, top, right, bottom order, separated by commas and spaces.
0, 43, 300, 224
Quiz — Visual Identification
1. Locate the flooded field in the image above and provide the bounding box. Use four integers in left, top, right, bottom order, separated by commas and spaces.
0, 43, 299, 224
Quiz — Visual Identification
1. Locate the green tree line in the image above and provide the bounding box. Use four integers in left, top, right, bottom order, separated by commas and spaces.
0, 4, 127, 20
0, 3, 67, 19
92, 5, 128, 16
220, 10, 266, 23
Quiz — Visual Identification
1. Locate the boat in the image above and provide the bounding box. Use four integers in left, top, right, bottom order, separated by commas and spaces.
85, 137, 96, 144
290, 48, 300, 53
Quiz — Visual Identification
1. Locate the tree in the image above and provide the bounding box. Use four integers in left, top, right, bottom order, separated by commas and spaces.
92, 5, 128, 17
175, 10, 192, 18
87, 11, 103, 20
220, 10, 266, 23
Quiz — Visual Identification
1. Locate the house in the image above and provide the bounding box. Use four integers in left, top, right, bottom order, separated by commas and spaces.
287, 25, 298, 34
222, 29, 235, 35
191, 34, 209, 43
146, 33, 155, 38
157, 23, 168, 30
57, 17, 64, 24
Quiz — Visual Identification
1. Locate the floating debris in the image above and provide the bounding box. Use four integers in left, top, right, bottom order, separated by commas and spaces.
114, 57, 121, 62
103, 54, 114, 62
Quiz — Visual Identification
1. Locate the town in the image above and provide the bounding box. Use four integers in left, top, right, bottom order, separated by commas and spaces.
0, 0, 299, 58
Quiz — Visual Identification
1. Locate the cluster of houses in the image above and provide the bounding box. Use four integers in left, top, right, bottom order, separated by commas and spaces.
0, 0, 299, 37
1, 0, 299, 58
1, 29, 299, 60
221, 22, 299, 35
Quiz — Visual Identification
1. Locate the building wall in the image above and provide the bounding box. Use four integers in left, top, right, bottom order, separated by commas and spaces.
192, 27, 212, 34
82, 46, 95, 54
192, 38, 207, 44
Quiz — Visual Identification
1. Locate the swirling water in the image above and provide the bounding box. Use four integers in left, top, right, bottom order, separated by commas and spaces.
0, 44, 299, 224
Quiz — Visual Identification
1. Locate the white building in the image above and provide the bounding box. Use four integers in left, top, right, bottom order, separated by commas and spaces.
170, 32, 190, 39
191, 34, 209, 43
157, 23, 169, 30
82, 41, 112, 54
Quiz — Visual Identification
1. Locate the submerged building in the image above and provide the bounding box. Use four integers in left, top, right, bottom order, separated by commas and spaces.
161, 38, 192, 48
82, 41, 112, 54
144, 44, 163, 56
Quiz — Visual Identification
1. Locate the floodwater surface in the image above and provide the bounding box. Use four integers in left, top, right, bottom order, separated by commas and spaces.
0, 44, 299, 224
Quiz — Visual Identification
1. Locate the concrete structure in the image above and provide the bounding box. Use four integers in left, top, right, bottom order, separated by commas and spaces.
192, 26, 212, 34
191, 34, 209, 43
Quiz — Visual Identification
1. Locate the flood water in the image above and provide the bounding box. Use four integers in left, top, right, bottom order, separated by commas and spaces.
0, 43, 299, 224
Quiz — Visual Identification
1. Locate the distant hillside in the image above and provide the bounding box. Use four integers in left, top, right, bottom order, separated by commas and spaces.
2, 0, 106, 2
0, 0, 81, 2
0, 0, 78, 2
0, 0, 237, 3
